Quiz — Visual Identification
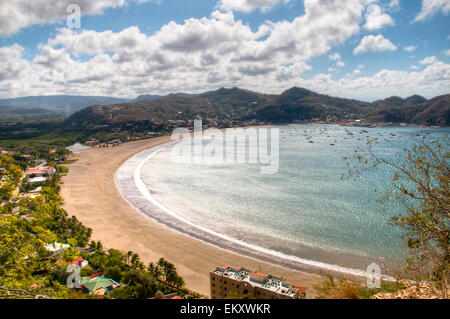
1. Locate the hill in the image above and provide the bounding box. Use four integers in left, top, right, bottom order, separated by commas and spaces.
65, 87, 275, 130
0, 95, 132, 114
65, 87, 449, 133
366, 94, 449, 126
249, 87, 370, 122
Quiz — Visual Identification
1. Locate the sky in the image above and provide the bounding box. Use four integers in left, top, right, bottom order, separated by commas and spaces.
0, 0, 449, 101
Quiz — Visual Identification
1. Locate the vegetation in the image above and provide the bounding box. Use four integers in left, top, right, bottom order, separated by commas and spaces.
0, 88, 448, 300
1, 87, 447, 156
321, 135, 449, 299
314, 275, 406, 299
64, 88, 450, 132
360, 136, 449, 295
0, 154, 190, 299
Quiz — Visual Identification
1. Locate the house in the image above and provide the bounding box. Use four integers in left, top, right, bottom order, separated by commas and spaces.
80, 276, 121, 295
18, 193, 40, 199
0, 168, 6, 181
70, 256, 89, 268
25, 166, 55, 177
18, 186, 43, 199
85, 139, 99, 146
25, 166, 55, 183
35, 159, 47, 166
44, 242, 70, 255
31, 186, 42, 193
27, 176, 48, 183
55, 256, 89, 268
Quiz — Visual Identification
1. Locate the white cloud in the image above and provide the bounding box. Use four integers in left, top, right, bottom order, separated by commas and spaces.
444, 49, 450, 56
389, 0, 400, 8
354, 34, 397, 55
1, 0, 449, 101
410, 65, 421, 70
329, 53, 345, 67
297, 59, 450, 101
0, 44, 30, 81
363, 4, 395, 30
0, 1, 368, 97
0, 0, 160, 36
329, 53, 341, 61
404, 45, 418, 52
420, 56, 438, 64
217, 0, 292, 13
413, 0, 450, 22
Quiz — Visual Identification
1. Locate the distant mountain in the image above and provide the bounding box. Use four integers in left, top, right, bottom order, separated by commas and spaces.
411, 95, 449, 126
135, 94, 163, 102
366, 94, 449, 126
135, 92, 204, 101
66, 87, 274, 129
250, 87, 370, 122
0, 95, 132, 114
371, 95, 428, 108
64, 87, 449, 131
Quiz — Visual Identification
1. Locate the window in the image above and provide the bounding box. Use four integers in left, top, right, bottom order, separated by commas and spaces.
212, 283, 215, 287
237, 285, 239, 289
224, 280, 227, 284
244, 289, 248, 295
224, 287, 227, 291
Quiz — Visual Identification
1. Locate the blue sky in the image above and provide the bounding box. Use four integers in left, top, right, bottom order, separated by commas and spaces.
0, 0, 449, 101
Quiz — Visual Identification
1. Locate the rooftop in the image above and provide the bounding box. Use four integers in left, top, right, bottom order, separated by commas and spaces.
212, 265, 307, 297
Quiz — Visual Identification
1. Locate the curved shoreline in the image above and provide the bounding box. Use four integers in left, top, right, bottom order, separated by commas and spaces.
115, 140, 385, 281
60, 136, 328, 297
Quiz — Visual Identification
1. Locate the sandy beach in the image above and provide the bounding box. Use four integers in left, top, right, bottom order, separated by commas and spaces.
60, 136, 325, 297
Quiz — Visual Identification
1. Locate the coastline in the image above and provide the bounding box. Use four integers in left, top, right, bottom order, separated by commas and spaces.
60, 134, 326, 297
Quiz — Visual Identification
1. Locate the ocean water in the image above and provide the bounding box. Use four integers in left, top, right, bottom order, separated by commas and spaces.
140, 125, 448, 271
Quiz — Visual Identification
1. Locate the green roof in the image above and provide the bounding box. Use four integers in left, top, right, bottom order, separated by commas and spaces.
80, 277, 91, 286
83, 278, 115, 292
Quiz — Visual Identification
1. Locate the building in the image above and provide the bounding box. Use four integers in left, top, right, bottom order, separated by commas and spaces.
55, 256, 89, 268
25, 166, 55, 177
80, 276, 121, 296
210, 265, 307, 299
27, 176, 48, 183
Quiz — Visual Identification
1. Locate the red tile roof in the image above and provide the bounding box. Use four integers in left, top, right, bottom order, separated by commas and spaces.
251, 272, 267, 278
293, 284, 308, 294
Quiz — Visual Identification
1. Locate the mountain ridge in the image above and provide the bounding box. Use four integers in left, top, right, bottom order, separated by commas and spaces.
64, 87, 449, 130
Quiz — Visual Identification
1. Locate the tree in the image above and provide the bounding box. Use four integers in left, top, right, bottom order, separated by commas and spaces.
156, 258, 185, 288
349, 135, 449, 296
104, 266, 123, 282
120, 270, 158, 299
0, 155, 22, 201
